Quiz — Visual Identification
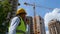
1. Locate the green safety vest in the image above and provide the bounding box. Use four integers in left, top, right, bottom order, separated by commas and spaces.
16, 17, 26, 34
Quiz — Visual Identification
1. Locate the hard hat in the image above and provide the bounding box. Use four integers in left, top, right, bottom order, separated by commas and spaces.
16, 8, 26, 15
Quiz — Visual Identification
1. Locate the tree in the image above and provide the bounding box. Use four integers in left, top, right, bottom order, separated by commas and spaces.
0, 0, 11, 34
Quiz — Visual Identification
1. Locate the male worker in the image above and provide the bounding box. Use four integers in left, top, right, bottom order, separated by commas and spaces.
9, 8, 27, 34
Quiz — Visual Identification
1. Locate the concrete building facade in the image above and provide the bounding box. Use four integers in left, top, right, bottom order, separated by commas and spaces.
33, 16, 46, 34
9, 0, 18, 17
26, 16, 34, 34
48, 20, 60, 34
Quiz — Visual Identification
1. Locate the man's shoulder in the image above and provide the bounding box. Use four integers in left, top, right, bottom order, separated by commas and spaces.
12, 17, 20, 20
13, 17, 19, 19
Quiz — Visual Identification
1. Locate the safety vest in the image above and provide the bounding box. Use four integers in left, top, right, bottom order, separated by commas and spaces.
16, 17, 26, 34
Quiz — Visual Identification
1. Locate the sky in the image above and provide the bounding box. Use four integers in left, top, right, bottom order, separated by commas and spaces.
45, 8, 60, 27
44, 8, 60, 34
18, 0, 60, 34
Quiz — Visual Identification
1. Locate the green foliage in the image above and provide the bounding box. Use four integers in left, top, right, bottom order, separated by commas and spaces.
0, 0, 11, 25
0, 0, 12, 33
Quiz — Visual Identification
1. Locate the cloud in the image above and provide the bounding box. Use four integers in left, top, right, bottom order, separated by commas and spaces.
44, 8, 60, 27
46, 30, 49, 34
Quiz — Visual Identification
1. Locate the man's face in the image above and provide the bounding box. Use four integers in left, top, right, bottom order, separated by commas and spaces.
20, 13, 26, 18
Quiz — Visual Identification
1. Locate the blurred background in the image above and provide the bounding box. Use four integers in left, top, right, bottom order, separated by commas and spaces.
0, 0, 60, 34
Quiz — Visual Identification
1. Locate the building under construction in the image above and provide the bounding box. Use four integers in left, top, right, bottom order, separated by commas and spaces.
8, 0, 18, 18
48, 20, 60, 34
33, 16, 46, 34
26, 16, 34, 34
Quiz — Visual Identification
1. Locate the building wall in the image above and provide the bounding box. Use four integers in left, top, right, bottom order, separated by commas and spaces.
48, 20, 60, 34
26, 16, 34, 34
33, 16, 38, 34
33, 16, 46, 34
9, 0, 18, 18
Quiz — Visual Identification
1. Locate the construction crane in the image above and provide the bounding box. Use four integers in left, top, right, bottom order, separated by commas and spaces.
24, 2, 54, 34
24, 2, 54, 10
24, 2, 37, 34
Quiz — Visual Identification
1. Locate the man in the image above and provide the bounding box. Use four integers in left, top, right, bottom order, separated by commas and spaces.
9, 8, 27, 34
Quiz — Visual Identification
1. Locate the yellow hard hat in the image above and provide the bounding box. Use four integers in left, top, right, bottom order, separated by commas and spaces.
16, 8, 26, 15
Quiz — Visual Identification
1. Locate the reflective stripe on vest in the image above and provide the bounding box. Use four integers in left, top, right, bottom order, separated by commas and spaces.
16, 17, 26, 34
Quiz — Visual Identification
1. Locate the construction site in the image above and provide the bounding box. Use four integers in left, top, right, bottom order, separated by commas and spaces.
0, 0, 60, 34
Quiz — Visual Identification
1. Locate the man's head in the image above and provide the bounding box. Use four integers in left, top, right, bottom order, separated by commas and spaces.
16, 8, 27, 18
